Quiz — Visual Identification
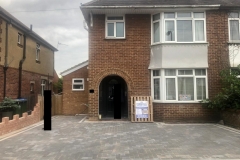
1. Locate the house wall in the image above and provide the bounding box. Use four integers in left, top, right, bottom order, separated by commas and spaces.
87, 10, 230, 122
88, 14, 151, 120
0, 17, 54, 101
62, 66, 88, 115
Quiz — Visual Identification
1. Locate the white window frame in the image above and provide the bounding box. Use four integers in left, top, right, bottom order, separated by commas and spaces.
72, 78, 84, 91
105, 15, 125, 39
151, 11, 206, 44
151, 13, 161, 44
41, 79, 46, 96
228, 11, 240, 42
151, 69, 208, 103
18, 33, 22, 44
36, 43, 40, 61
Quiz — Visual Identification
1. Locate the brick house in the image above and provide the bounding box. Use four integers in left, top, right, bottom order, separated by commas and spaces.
0, 7, 57, 110
62, 0, 240, 122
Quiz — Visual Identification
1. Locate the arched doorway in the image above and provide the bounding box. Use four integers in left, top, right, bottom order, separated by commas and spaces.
99, 75, 128, 119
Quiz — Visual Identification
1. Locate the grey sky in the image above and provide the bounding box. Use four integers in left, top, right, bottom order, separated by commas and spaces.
0, 0, 91, 76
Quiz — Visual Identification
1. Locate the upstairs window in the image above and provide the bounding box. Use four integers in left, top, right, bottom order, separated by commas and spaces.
106, 16, 125, 38
229, 12, 240, 41
72, 78, 84, 91
152, 12, 206, 43
18, 33, 22, 45
36, 43, 40, 63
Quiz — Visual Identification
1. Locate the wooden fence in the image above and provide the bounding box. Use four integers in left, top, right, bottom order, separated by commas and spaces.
39, 95, 63, 120
131, 96, 153, 122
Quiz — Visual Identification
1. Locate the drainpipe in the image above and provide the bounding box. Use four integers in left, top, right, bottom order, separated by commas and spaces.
18, 34, 26, 98
3, 21, 9, 98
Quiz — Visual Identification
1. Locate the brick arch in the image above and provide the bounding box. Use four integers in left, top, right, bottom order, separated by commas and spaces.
92, 69, 134, 92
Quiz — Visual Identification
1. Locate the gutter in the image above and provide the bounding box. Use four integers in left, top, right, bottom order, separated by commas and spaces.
3, 21, 9, 98
18, 34, 26, 98
80, 4, 221, 9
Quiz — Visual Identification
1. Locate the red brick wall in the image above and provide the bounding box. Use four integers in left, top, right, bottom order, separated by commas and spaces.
88, 14, 151, 120
206, 10, 229, 98
62, 66, 88, 115
0, 66, 53, 101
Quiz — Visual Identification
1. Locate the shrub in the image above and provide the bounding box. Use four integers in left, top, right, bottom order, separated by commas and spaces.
201, 68, 240, 110
0, 97, 19, 112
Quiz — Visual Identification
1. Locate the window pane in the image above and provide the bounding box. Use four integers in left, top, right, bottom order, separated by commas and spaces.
153, 13, 160, 21
177, 12, 191, 18
195, 69, 206, 75
164, 12, 175, 18
177, 20, 193, 42
178, 77, 194, 101
107, 23, 114, 36
165, 69, 176, 76
196, 78, 206, 100
73, 85, 83, 89
154, 79, 160, 100
230, 20, 240, 40
229, 12, 239, 18
166, 78, 176, 100
74, 79, 83, 83
165, 21, 175, 41
116, 22, 124, 37
195, 20, 205, 41
107, 16, 123, 20
178, 70, 193, 75
153, 70, 160, 76
194, 12, 204, 18
153, 22, 160, 43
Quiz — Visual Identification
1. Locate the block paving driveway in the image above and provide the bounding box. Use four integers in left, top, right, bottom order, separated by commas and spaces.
0, 116, 240, 160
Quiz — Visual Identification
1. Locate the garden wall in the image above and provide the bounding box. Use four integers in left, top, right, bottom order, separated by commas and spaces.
0, 103, 40, 136
221, 109, 240, 129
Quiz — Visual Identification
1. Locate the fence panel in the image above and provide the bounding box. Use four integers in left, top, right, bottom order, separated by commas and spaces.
131, 96, 153, 123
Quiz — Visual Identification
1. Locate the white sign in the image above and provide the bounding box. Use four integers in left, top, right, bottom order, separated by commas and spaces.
135, 101, 149, 118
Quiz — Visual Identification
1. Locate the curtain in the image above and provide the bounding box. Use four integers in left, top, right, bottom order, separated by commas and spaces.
166, 78, 176, 100
153, 22, 160, 43
165, 21, 175, 41
177, 20, 193, 42
195, 20, 204, 41
178, 77, 194, 101
230, 20, 240, 40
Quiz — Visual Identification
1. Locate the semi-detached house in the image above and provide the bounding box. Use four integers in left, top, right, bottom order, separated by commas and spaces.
62, 0, 240, 122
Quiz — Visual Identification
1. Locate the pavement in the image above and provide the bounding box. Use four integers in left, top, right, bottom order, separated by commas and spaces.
0, 115, 240, 160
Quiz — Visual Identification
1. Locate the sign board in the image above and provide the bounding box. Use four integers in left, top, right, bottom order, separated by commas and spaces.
179, 94, 191, 101
135, 101, 149, 118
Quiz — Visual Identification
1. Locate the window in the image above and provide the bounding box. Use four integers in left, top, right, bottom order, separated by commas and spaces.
228, 12, 240, 41
152, 12, 206, 43
18, 33, 22, 45
106, 16, 125, 38
151, 69, 208, 102
152, 13, 160, 43
72, 78, 84, 91
30, 81, 35, 93
36, 43, 40, 62
41, 79, 46, 96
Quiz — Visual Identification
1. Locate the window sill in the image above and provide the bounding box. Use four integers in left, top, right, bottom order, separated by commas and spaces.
151, 42, 208, 46
36, 60, 40, 64
17, 43, 23, 48
72, 90, 84, 91
105, 37, 125, 40
153, 101, 202, 103
228, 41, 240, 44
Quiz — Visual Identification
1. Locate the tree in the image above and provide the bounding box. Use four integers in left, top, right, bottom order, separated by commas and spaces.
53, 78, 63, 94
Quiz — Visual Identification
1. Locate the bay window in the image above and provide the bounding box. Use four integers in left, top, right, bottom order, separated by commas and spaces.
106, 16, 125, 38
229, 12, 240, 41
151, 69, 208, 102
152, 12, 206, 43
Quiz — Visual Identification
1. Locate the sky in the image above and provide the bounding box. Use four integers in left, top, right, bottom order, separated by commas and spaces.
0, 0, 92, 76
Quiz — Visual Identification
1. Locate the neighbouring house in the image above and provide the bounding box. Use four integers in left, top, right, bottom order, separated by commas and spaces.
61, 60, 88, 115
0, 7, 58, 112
63, 0, 240, 122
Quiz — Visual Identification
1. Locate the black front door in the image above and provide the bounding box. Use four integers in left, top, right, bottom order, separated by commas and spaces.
99, 76, 128, 119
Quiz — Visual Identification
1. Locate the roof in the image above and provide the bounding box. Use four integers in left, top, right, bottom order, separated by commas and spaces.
60, 60, 88, 76
82, 0, 240, 7
0, 6, 58, 52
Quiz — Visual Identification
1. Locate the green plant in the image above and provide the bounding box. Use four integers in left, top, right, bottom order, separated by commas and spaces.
0, 97, 19, 112
201, 68, 240, 110
53, 77, 63, 93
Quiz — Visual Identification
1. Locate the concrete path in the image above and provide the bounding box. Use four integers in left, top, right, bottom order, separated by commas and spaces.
0, 116, 240, 160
